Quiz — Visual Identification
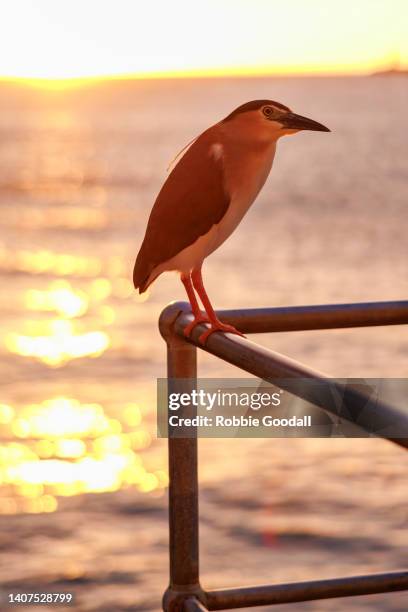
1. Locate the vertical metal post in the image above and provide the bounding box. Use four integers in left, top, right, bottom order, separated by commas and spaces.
160, 304, 207, 611
168, 337, 198, 588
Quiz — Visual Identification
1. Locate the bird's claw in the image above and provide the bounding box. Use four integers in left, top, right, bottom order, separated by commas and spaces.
183, 315, 211, 338
198, 322, 245, 345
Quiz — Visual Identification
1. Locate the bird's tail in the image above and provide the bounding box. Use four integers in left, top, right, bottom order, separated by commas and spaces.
133, 245, 153, 294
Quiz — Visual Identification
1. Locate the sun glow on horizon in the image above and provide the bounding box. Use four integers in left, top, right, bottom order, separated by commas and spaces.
0, 0, 406, 83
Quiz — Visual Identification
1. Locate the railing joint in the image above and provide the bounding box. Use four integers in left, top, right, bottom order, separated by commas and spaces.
159, 301, 192, 343
163, 585, 208, 612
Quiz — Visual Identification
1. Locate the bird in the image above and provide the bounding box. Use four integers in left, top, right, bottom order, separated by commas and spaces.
133, 99, 330, 344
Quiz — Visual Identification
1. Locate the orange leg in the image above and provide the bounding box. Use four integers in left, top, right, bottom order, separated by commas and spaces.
180, 273, 210, 337
191, 266, 245, 344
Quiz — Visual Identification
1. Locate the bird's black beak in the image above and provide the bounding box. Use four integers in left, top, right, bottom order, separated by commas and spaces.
280, 112, 330, 132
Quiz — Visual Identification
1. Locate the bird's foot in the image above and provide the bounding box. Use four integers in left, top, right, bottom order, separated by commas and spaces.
183, 314, 211, 338
198, 321, 245, 345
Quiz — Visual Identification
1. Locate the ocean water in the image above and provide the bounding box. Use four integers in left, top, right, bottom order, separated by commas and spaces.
0, 76, 407, 610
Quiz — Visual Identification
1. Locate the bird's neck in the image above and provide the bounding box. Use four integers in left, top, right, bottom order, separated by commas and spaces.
221, 134, 277, 201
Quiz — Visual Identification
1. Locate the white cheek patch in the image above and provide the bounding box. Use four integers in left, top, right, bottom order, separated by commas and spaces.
210, 143, 224, 161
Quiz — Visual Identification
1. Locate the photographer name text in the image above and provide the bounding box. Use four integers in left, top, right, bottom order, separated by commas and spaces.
168, 415, 312, 428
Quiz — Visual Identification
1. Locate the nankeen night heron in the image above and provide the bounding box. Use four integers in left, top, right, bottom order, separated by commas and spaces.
133, 99, 330, 343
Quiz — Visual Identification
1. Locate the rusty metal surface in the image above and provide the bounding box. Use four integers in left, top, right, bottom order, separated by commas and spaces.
170, 299, 408, 334
160, 306, 204, 611
159, 300, 408, 610
205, 570, 408, 609
170, 306, 408, 449
166, 340, 199, 588
184, 597, 209, 611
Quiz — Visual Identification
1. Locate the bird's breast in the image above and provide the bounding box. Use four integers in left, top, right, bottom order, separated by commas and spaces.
224, 141, 276, 201
209, 141, 276, 251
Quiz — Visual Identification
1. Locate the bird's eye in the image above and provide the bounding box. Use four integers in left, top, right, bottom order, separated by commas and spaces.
262, 106, 274, 118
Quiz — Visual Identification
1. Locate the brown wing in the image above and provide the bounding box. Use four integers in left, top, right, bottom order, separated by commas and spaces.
133, 128, 230, 292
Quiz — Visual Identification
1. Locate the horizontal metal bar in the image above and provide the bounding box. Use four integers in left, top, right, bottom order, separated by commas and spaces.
171, 307, 408, 449
184, 597, 209, 612
172, 300, 408, 335
205, 570, 408, 609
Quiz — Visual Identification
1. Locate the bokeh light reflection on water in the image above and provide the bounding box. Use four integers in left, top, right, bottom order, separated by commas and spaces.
0, 237, 156, 513
0, 397, 168, 515
1, 217, 157, 513
3, 274, 145, 366
6, 321, 110, 366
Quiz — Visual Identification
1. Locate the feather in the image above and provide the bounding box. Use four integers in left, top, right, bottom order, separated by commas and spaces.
133, 126, 230, 292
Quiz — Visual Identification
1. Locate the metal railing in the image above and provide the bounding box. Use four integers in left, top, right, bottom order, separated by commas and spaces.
159, 300, 408, 611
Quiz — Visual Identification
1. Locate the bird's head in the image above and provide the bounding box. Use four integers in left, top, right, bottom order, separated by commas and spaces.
222, 99, 330, 142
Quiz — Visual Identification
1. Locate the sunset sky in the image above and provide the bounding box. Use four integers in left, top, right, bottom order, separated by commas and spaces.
0, 0, 406, 80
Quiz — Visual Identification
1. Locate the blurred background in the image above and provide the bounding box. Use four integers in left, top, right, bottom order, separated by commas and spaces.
0, 1, 407, 610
